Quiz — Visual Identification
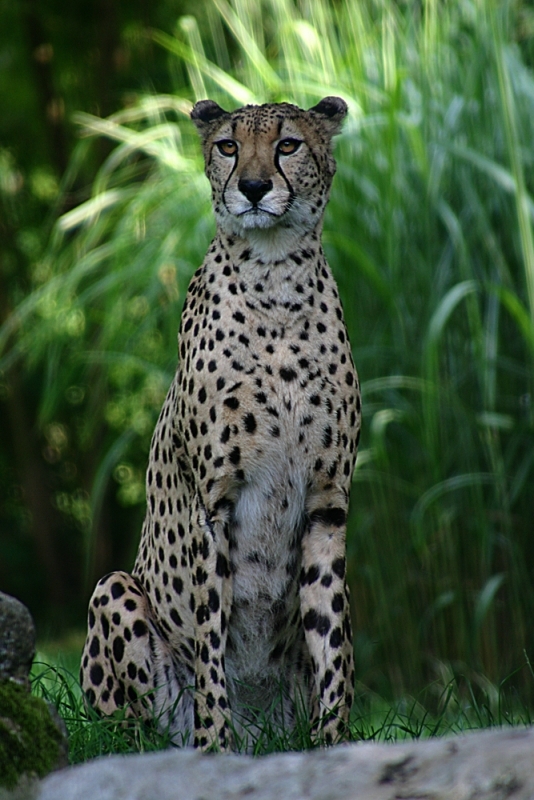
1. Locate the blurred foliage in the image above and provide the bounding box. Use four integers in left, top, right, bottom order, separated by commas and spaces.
0, 0, 192, 620
2, 0, 534, 703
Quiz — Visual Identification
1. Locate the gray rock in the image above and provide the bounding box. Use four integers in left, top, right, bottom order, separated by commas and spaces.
0, 592, 68, 794
0, 592, 36, 687
36, 726, 534, 800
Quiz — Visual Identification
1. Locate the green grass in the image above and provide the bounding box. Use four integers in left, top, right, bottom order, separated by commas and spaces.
4, 0, 534, 718
31, 647, 534, 762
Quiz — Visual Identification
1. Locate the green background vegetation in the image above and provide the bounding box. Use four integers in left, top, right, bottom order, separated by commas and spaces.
2, 0, 534, 737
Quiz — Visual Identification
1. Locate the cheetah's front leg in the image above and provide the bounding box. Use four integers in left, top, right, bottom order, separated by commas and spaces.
300, 498, 354, 745
190, 496, 233, 751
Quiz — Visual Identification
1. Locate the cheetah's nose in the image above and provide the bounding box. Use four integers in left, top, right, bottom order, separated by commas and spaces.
238, 178, 273, 206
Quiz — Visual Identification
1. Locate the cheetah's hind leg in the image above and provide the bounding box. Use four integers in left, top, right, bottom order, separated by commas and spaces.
80, 571, 194, 745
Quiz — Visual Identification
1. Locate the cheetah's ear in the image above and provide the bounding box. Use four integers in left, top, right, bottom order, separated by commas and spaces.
191, 100, 228, 134
308, 96, 348, 136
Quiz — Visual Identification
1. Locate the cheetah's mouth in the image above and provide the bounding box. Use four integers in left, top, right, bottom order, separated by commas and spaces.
234, 205, 283, 229
237, 197, 294, 224
239, 205, 277, 217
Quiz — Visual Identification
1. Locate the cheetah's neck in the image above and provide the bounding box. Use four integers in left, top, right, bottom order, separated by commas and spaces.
219, 220, 324, 265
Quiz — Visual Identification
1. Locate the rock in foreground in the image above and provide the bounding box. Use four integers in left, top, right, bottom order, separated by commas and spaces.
37, 726, 534, 800
0, 592, 68, 794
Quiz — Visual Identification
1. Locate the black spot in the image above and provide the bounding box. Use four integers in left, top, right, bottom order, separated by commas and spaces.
127, 662, 137, 680
111, 582, 125, 600
330, 627, 342, 648
208, 588, 220, 613
113, 687, 125, 707
196, 604, 209, 625
301, 565, 320, 585
216, 552, 230, 578
310, 507, 346, 527
171, 608, 183, 627
303, 609, 331, 636
138, 668, 148, 684
243, 412, 257, 433
133, 619, 148, 638
113, 636, 124, 662
233, 311, 245, 324
303, 609, 318, 630
89, 636, 100, 658
173, 576, 184, 595
229, 446, 240, 465
316, 614, 331, 636
280, 366, 297, 382
90, 663, 104, 687
224, 396, 239, 410
322, 427, 333, 448
332, 593, 344, 613
332, 557, 346, 579
127, 686, 138, 703
327, 462, 338, 479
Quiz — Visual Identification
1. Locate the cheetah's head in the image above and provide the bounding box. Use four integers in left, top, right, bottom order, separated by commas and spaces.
191, 98, 347, 251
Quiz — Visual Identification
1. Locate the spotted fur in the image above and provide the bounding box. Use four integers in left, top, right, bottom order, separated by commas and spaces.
80, 97, 361, 751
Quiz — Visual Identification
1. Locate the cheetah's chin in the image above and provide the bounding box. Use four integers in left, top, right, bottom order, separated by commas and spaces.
235, 208, 281, 230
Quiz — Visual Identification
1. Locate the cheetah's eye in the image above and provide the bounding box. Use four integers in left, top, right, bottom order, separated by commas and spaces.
277, 139, 302, 155
216, 140, 238, 157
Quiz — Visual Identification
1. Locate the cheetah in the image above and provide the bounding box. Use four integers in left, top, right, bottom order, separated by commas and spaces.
80, 96, 361, 751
